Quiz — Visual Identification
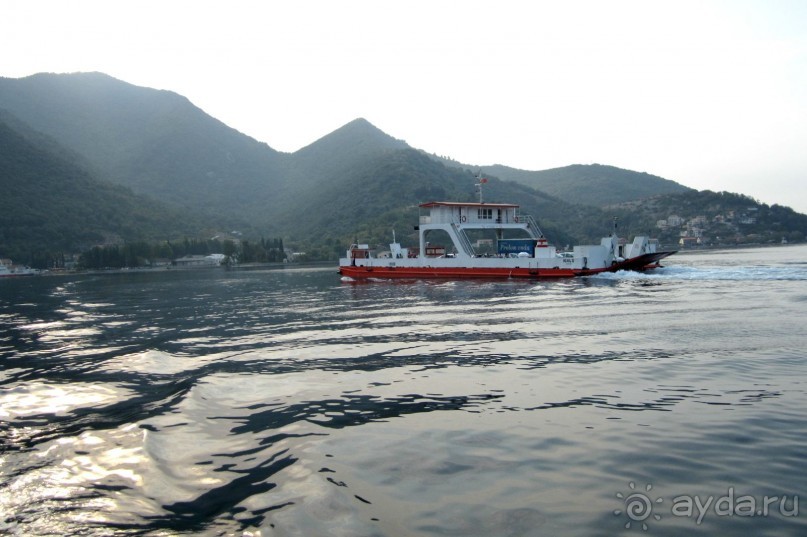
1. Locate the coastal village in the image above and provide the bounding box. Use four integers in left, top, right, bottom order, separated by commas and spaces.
656, 207, 794, 248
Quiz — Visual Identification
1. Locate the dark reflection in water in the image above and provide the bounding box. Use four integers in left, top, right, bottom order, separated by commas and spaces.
2, 246, 807, 536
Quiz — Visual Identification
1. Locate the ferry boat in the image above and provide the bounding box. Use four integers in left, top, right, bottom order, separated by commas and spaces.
339, 182, 675, 280
0, 260, 39, 278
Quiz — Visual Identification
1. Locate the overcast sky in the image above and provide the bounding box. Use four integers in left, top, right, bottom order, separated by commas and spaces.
4, 0, 807, 212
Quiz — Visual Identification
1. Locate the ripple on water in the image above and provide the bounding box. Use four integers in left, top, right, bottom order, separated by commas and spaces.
1, 254, 807, 535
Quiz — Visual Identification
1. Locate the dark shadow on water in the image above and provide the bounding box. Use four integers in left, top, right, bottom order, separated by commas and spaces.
221, 392, 505, 435
97, 451, 298, 535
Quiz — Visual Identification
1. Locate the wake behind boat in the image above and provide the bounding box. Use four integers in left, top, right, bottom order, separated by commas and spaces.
339, 181, 675, 280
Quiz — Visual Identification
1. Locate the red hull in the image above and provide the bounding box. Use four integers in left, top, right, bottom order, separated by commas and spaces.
340, 265, 587, 279
339, 251, 676, 280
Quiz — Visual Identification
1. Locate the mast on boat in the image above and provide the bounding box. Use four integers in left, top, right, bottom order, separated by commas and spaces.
475, 173, 488, 203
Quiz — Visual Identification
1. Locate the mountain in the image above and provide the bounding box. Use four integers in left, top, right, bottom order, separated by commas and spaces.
0, 72, 687, 221
285, 147, 640, 259
276, 118, 413, 225
0, 72, 287, 228
449, 162, 692, 207
0, 109, 205, 262
1, 71, 804, 262
292, 118, 408, 176
0, 74, 420, 235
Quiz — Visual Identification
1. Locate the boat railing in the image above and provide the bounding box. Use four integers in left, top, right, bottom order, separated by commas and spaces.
450, 222, 476, 257
519, 214, 544, 238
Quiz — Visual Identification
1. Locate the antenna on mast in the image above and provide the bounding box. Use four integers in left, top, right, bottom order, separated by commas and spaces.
475, 173, 488, 203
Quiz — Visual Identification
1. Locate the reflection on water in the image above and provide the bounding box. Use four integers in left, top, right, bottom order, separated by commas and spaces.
1, 245, 807, 536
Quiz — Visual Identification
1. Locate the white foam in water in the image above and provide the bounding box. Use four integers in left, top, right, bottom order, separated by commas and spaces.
593, 264, 807, 281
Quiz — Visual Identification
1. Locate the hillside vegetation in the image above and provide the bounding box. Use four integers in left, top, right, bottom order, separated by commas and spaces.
0, 73, 286, 227
1, 72, 805, 266
607, 190, 807, 246
0, 111, 206, 263
469, 163, 692, 206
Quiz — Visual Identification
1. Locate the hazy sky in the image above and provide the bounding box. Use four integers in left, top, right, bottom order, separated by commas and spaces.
4, 0, 807, 212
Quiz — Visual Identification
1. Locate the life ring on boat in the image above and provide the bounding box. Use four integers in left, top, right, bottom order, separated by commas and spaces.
514, 216, 519, 223
460, 215, 467, 223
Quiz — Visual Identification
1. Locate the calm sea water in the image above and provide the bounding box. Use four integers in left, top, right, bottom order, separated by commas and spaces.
1, 245, 806, 536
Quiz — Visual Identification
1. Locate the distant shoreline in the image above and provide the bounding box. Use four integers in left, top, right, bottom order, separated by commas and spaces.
27, 261, 335, 278
9, 243, 804, 278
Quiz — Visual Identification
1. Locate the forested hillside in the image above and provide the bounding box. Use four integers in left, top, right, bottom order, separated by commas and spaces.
0, 111, 205, 263
1, 72, 805, 265
289, 149, 632, 259
0, 72, 287, 228
470, 163, 691, 206
606, 190, 807, 246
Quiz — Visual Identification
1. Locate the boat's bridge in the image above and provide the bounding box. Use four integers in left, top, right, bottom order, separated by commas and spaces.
417, 201, 543, 258
419, 201, 521, 226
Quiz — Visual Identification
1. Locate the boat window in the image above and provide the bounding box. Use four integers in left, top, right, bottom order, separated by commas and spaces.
477, 208, 493, 220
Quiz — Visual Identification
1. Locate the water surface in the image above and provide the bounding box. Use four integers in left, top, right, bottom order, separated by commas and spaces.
2, 245, 806, 536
